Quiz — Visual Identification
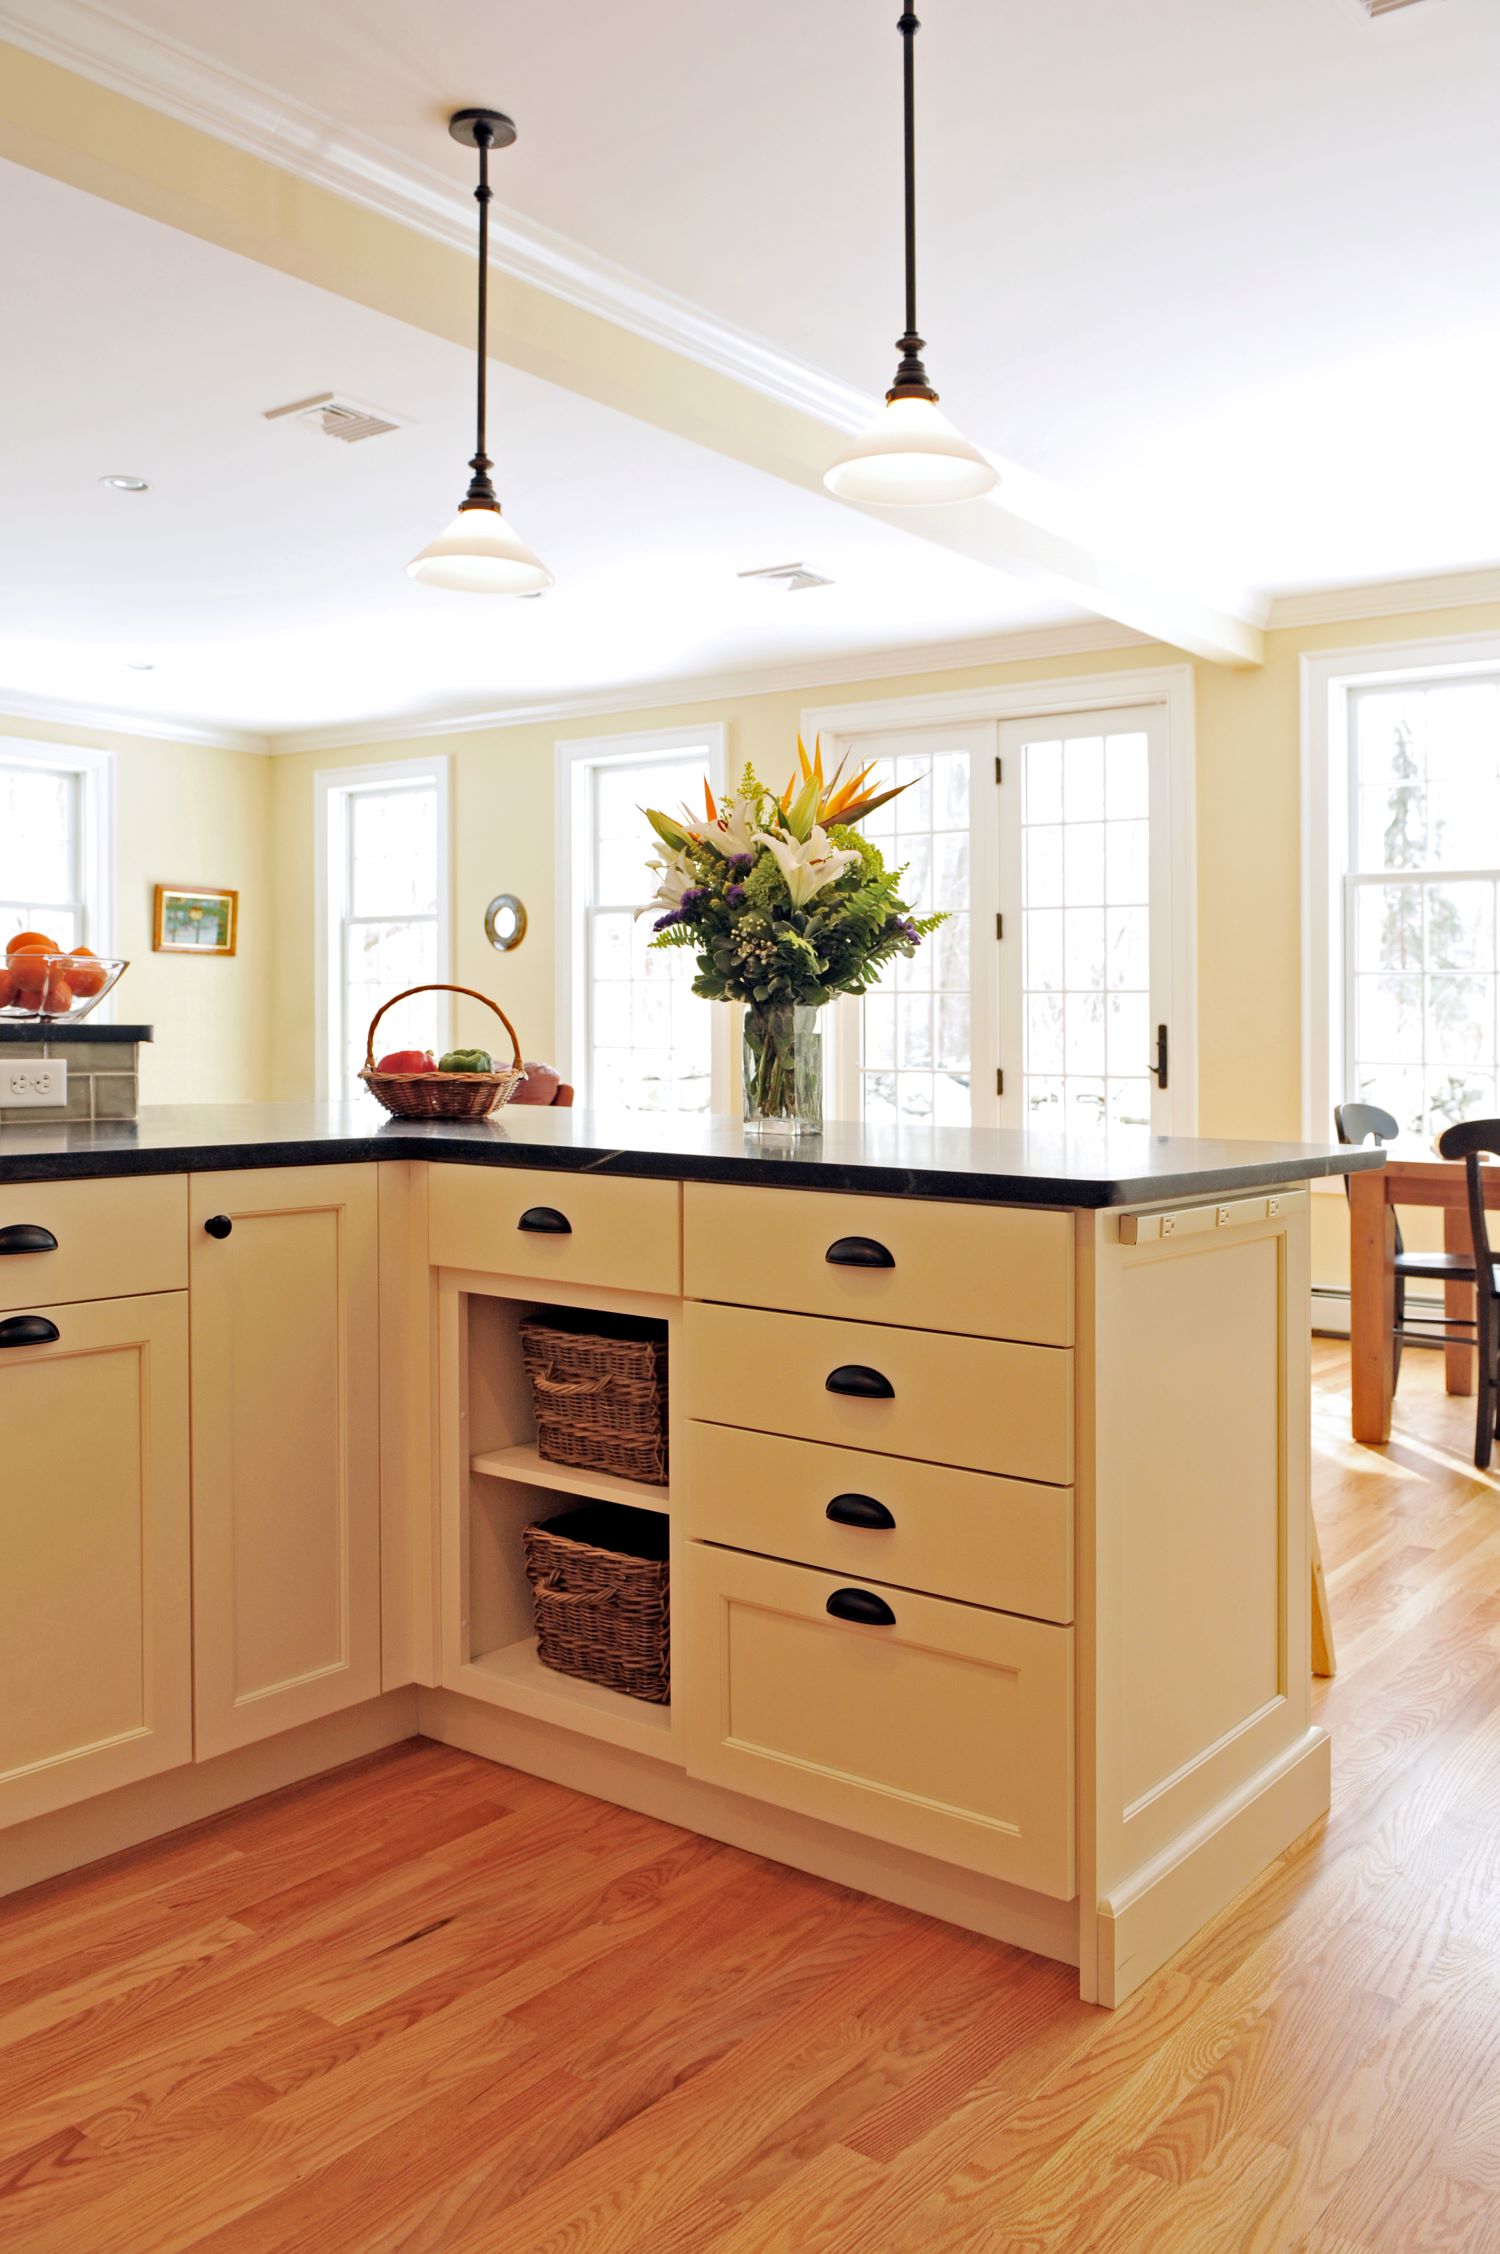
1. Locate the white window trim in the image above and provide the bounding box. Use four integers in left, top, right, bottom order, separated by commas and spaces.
314, 755, 452, 1102
803, 666, 1199, 1134
1300, 631, 1500, 1143
0, 736, 115, 957
554, 723, 729, 1108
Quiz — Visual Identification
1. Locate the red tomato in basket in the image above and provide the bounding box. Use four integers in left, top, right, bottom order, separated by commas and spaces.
376, 1049, 435, 1073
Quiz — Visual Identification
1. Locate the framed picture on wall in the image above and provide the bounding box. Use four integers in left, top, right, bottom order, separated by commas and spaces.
153, 884, 238, 955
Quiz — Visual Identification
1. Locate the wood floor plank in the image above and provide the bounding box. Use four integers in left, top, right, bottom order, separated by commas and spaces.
1, 1343, 1498, 2254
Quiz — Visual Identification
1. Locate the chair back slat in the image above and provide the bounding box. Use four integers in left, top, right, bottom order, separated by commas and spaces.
1334, 1101, 1400, 1148
1437, 1118, 1500, 1300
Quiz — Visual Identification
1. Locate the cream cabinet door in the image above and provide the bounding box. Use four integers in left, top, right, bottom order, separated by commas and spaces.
0, 1292, 191, 1828
190, 1165, 381, 1758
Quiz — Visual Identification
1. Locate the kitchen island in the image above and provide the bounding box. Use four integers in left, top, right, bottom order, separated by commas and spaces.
0, 1105, 1380, 2004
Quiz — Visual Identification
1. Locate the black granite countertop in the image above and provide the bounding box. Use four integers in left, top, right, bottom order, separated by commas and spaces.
0, 1100, 1384, 1206
0, 1022, 154, 1043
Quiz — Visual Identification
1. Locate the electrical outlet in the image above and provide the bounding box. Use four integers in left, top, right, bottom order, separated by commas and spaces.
1, 1059, 67, 1108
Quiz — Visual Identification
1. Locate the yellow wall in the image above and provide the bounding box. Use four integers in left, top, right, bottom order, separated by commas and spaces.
0, 716, 273, 1105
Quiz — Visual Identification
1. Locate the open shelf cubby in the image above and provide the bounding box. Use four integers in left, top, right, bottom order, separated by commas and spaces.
448, 1285, 678, 1764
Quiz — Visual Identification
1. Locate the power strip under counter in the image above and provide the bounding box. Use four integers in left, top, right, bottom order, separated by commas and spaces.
1116, 1186, 1307, 1244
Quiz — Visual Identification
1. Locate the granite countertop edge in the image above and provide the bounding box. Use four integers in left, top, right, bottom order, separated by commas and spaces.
0, 1104, 1387, 1207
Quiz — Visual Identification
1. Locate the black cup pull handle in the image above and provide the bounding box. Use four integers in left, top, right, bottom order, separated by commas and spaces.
825, 1364, 895, 1401
0, 1224, 58, 1256
826, 1587, 896, 1628
826, 1493, 897, 1531
518, 1207, 572, 1235
825, 1235, 895, 1270
203, 1214, 233, 1240
0, 1314, 60, 1349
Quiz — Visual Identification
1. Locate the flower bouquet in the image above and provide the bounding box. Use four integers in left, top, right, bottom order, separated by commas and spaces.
644, 740, 945, 1135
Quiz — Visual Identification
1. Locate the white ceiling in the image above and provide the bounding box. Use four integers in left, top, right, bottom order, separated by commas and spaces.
0, 161, 1080, 739
3, 0, 1500, 738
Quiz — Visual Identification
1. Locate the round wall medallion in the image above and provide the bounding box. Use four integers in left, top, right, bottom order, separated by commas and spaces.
484, 893, 528, 951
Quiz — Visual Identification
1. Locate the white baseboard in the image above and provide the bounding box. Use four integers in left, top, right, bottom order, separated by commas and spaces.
1311, 1285, 1452, 1341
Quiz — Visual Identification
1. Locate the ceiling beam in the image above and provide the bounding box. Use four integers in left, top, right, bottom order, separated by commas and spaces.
0, 32, 1264, 667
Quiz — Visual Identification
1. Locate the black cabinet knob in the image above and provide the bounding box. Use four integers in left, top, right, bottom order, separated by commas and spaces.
825, 1235, 895, 1269
0, 1314, 60, 1349
826, 1493, 897, 1531
0, 1224, 58, 1256
518, 1206, 571, 1235
203, 1214, 233, 1239
826, 1587, 896, 1628
825, 1364, 895, 1401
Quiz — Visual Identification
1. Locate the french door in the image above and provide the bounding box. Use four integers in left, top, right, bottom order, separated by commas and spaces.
827, 701, 1188, 1135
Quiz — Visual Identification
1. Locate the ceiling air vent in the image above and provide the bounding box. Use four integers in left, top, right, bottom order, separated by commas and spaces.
737, 560, 834, 593
263, 393, 407, 443
1340, 0, 1442, 15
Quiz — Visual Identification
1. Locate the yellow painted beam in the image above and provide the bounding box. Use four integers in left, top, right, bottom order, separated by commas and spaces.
0, 40, 1263, 668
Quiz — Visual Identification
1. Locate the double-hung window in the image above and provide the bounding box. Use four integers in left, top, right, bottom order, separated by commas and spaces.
317, 758, 450, 1100
1325, 663, 1500, 1139
0, 741, 112, 954
558, 725, 728, 1111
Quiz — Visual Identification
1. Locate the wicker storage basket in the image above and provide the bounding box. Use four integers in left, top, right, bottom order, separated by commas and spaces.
520, 1311, 669, 1486
524, 1504, 670, 1704
359, 983, 526, 1119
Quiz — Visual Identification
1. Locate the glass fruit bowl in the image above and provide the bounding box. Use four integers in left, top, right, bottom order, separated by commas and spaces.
0, 951, 129, 1023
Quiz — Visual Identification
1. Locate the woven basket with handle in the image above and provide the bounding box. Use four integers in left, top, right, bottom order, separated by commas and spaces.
359, 983, 526, 1119
520, 1313, 669, 1485
524, 1504, 670, 1704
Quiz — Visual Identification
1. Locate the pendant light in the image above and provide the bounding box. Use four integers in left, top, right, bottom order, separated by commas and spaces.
408, 109, 553, 594
824, 11, 998, 508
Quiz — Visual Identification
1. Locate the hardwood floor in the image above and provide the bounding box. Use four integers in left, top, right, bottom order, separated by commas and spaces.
4, 1341, 1499, 2253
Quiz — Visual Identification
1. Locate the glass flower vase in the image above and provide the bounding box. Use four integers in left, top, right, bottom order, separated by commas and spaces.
742, 1000, 823, 1138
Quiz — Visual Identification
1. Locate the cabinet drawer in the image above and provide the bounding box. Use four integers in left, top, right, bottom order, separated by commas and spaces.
683, 1302, 1072, 1485
0, 1175, 186, 1311
681, 1544, 1074, 1895
428, 1166, 680, 1297
679, 1423, 1072, 1623
684, 1183, 1072, 1344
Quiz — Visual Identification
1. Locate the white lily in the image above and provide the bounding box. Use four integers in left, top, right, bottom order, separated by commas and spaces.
648, 847, 697, 909
762, 822, 862, 908
697, 793, 766, 861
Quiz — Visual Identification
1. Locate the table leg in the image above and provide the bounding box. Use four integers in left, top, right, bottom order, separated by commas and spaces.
1444, 1202, 1475, 1396
1350, 1167, 1396, 1444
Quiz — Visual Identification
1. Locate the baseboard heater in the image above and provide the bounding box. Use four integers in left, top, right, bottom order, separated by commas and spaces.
1311, 1285, 1453, 1342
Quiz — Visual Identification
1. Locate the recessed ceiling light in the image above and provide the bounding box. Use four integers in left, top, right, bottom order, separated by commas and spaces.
125, 660, 155, 671
99, 474, 151, 492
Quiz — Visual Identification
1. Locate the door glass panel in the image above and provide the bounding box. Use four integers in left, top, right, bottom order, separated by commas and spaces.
858, 746, 971, 1125
1019, 728, 1152, 1132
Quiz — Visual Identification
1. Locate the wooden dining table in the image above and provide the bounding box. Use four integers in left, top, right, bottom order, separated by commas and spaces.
1348, 1147, 1500, 1443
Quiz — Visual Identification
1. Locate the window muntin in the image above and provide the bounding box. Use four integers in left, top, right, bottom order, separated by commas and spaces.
584, 750, 714, 1114
0, 758, 85, 949
857, 746, 972, 1126
1346, 677, 1500, 1139
324, 771, 444, 1100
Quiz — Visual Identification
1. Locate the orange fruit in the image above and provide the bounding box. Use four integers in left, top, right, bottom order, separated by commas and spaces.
0, 965, 14, 1009
41, 961, 75, 1012
63, 947, 107, 999
6, 930, 58, 957
9, 950, 52, 1010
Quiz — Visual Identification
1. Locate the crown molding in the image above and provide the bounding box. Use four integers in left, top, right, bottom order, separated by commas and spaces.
0, 0, 877, 438
270, 621, 1153, 756
0, 686, 269, 755
1266, 564, 1500, 629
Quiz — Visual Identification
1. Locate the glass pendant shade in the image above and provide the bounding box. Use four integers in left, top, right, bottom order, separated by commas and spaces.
407, 504, 553, 595
824, 394, 998, 506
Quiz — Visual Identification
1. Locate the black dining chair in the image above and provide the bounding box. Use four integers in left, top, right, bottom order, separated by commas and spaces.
1334, 1101, 1477, 1392
1436, 1119, 1500, 1469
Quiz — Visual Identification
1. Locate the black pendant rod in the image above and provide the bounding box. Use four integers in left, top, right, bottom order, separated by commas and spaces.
891, 9, 935, 401
466, 120, 499, 512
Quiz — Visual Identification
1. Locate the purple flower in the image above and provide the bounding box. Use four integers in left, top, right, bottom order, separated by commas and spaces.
729, 853, 753, 874
896, 917, 920, 944
679, 886, 710, 911
725, 883, 747, 907
652, 908, 685, 932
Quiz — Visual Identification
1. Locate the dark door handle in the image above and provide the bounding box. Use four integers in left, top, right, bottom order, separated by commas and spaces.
824, 1236, 895, 1270
825, 1364, 895, 1400
0, 1224, 58, 1255
1149, 1024, 1169, 1088
826, 1493, 897, 1530
518, 1207, 571, 1235
203, 1214, 233, 1239
826, 1587, 896, 1628
0, 1314, 60, 1348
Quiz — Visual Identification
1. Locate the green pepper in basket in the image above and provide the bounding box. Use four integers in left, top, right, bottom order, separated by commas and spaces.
437, 1046, 494, 1074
